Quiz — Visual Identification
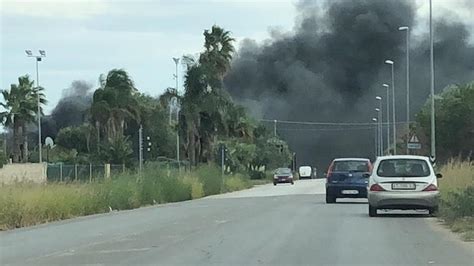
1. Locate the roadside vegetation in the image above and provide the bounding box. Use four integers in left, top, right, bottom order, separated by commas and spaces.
438, 159, 474, 241
0, 164, 253, 230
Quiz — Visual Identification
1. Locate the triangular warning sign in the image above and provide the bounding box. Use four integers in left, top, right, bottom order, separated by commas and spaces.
409, 135, 419, 143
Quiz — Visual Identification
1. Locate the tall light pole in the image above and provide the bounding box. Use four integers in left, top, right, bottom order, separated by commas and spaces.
26, 49, 46, 163
399, 26, 410, 154
172, 57, 180, 167
376, 96, 383, 155
382, 83, 390, 153
372, 117, 378, 159
385, 59, 396, 155
429, 0, 436, 160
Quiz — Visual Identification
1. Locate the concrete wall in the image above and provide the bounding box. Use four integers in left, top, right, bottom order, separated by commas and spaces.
0, 163, 47, 185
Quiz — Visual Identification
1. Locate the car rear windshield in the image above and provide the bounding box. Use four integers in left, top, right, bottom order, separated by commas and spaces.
332, 160, 369, 172
276, 168, 292, 175
377, 159, 431, 177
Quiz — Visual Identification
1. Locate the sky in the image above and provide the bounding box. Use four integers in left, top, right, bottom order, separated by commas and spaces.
1, 0, 472, 114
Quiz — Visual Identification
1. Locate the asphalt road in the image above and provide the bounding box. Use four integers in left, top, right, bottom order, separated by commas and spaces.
1, 179, 473, 265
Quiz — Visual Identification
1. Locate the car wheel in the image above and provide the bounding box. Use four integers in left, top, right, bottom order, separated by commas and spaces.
291, 181, 294, 185
326, 193, 336, 204
429, 206, 438, 216
369, 205, 377, 217
273, 182, 277, 186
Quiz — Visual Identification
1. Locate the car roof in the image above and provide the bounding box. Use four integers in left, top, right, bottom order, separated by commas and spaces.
376, 155, 430, 161
333, 158, 370, 162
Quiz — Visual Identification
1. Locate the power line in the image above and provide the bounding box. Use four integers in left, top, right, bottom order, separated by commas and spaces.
260, 118, 412, 126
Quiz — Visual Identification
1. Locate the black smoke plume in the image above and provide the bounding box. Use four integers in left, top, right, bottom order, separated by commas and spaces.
224, 0, 474, 169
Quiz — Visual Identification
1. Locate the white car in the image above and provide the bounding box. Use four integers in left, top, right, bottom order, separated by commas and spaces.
368, 155, 442, 217
298, 166, 313, 179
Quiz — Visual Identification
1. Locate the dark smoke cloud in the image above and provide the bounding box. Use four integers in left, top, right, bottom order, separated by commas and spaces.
224, 0, 474, 169
50, 80, 93, 133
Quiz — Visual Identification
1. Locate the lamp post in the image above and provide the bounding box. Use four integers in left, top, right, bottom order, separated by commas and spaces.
376, 96, 383, 155
172, 57, 181, 167
385, 59, 396, 155
382, 83, 390, 154
429, 0, 436, 160
25, 49, 46, 163
372, 117, 378, 159
399, 26, 410, 154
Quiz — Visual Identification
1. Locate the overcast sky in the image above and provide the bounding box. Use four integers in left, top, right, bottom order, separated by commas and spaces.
1, 0, 472, 113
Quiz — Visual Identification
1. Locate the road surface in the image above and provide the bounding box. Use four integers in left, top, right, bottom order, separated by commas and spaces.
1, 179, 472, 265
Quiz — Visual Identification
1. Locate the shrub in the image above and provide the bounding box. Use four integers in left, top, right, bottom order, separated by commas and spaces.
222, 174, 251, 193
195, 165, 222, 196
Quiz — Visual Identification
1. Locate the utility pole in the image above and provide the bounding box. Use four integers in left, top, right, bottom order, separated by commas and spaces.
221, 144, 225, 176
429, 0, 436, 160
26, 50, 46, 163
173, 57, 181, 169
139, 125, 143, 174
399, 26, 411, 155
273, 120, 277, 137
372, 118, 378, 159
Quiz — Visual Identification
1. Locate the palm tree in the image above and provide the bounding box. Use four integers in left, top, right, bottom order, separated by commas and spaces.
91, 69, 140, 141
181, 25, 236, 165
200, 25, 235, 80
0, 75, 46, 162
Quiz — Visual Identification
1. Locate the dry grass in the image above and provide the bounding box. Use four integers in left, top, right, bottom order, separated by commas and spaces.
0, 165, 253, 230
439, 159, 473, 194
438, 158, 474, 241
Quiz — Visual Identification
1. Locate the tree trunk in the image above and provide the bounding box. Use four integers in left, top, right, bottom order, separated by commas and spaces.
12, 121, 21, 163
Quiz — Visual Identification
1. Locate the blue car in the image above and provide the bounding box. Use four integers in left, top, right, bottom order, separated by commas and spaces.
325, 158, 373, 203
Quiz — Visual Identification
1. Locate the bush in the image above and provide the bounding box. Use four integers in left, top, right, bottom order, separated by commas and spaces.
0, 164, 253, 230
195, 165, 222, 196
249, 170, 265, 180
222, 174, 251, 193
440, 185, 474, 222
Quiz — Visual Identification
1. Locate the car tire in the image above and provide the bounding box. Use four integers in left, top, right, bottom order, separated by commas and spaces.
291, 181, 294, 185
369, 205, 377, 217
429, 206, 438, 216
326, 193, 336, 204
273, 182, 277, 186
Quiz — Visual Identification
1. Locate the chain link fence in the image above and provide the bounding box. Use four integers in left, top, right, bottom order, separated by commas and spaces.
47, 163, 125, 182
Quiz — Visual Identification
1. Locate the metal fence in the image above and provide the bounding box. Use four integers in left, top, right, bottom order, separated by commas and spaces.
47, 163, 125, 182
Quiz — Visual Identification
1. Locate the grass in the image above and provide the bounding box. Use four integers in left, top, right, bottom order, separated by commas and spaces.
438, 159, 474, 241
0, 164, 253, 230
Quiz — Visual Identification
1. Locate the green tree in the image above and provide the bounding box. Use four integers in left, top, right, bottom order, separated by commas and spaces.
90, 69, 140, 141
416, 82, 474, 161
0, 75, 46, 162
56, 124, 95, 153
100, 135, 133, 165
182, 25, 235, 166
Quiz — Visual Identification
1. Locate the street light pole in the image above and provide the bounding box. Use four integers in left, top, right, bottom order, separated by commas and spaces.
399, 26, 410, 154
429, 0, 436, 160
385, 60, 396, 155
376, 96, 383, 156
173, 57, 180, 167
375, 108, 381, 156
372, 118, 378, 159
26, 50, 46, 163
382, 83, 390, 155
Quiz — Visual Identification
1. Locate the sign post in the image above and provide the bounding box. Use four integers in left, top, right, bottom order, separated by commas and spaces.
407, 134, 421, 151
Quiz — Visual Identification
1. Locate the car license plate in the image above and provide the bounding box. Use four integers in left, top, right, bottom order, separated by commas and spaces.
342, 190, 359, 195
392, 183, 416, 190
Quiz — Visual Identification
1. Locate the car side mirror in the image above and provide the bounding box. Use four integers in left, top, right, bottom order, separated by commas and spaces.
363, 173, 370, 178
436, 173, 443, 179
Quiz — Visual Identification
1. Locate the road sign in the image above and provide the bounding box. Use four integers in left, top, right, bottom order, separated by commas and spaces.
408, 143, 421, 149
408, 134, 421, 150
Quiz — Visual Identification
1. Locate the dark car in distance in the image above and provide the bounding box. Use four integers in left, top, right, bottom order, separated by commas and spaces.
325, 158, 372, 203
273, 168, 294, 185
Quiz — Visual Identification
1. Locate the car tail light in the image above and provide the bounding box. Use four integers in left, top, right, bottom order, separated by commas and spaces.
370, 184, 385, 192
423, 184, 438, 191
326, 161, 334, 179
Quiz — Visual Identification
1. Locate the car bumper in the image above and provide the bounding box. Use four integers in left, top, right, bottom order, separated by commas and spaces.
274, 178, 293, 183
368, 191, 439, 209
326, 184, 367, 198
